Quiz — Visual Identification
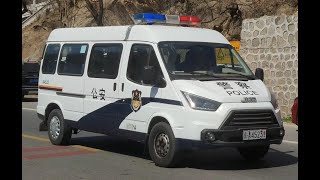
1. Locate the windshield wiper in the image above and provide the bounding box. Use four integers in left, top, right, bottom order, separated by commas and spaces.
187, 71, 222, 78
223, 72, 256, 80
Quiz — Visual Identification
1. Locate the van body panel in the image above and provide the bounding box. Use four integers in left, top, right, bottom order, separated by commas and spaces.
37, 24, 284, 149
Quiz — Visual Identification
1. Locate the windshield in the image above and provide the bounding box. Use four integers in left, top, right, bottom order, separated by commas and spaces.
158, 41, 254, 80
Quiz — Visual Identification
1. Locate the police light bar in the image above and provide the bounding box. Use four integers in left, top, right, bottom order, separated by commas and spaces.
133, 13, 166, 24
133, 13, 201, 25
179, 16, 201, 25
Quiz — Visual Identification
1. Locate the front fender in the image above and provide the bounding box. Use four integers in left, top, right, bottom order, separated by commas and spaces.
147, 112, 184, 137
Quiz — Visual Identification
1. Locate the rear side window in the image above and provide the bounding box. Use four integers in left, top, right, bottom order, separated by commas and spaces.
88, 44, 123, 79
42, 44, 60, 74
57, 44, 88, 76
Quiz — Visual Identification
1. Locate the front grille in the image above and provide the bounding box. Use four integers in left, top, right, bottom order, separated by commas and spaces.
221, 110, 279, 129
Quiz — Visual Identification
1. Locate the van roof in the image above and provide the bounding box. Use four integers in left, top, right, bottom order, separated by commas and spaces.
47, 25, 230, 44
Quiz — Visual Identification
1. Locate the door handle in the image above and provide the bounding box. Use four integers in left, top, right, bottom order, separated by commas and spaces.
113, 83, 116, 91
121, 83, 124, 92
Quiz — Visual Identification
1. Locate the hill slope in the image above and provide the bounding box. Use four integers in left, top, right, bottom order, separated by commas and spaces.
22, 0, 298, 60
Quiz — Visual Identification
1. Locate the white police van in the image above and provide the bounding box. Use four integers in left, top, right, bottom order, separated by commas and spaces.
37, 13, 284, 167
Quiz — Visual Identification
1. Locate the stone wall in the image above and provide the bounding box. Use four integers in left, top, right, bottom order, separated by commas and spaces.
240, 15, 298, 117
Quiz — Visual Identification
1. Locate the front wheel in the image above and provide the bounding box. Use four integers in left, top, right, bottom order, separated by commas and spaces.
238, 145, 270, 161
148, 122, 181, 167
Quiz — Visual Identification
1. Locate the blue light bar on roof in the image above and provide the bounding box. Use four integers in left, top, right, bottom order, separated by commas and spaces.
133, 13, 201, 25
133, 13, 166, 24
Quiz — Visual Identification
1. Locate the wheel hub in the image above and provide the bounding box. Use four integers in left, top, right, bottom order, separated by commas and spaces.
154, 133, 170, 157
50, 116, 60, 140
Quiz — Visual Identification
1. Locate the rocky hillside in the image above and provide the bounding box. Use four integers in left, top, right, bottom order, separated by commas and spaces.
22, 0, 298, 60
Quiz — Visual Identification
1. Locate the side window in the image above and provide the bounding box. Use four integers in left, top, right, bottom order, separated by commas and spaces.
57, 44, 88, 76
42, 44, 60, 74
88, 44, 123, 79
127, 44, 163, 85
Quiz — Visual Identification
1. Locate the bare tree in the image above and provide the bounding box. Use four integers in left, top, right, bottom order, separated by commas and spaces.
84, 0, 104, 26
45, 0, 81, 27
22, 0, 29, 13
66, 0, 86, 27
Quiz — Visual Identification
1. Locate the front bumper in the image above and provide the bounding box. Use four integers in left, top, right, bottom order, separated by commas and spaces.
176, 126, 284, 150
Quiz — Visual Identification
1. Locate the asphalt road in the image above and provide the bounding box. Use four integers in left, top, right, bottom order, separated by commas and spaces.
22, 96, 298, 180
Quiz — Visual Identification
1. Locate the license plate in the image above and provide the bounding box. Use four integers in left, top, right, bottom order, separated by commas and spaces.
29, 79, 38, 84
243, 129, 266, 140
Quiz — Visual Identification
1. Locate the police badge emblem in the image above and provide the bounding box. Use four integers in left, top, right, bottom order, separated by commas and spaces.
131, 89, 142, 112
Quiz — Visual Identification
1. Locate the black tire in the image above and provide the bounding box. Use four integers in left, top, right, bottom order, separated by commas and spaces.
47, 109, 72, 145
238, 145, 270, 161
148, 122, 181, 167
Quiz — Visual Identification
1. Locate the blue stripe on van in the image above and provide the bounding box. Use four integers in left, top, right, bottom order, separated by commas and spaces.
73, 98, 182, 136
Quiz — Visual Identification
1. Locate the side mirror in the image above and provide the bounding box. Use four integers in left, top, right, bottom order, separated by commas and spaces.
255, 68, 264, 81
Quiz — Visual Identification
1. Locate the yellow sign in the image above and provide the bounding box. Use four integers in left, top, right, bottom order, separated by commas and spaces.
230, 41, 240, 52
215, 47, 240, 65
215, 48, 231, 64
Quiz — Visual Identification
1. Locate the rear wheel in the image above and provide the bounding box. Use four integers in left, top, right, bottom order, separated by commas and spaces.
148, 122, 181, 167
238, 145, 270, 161
47, 109, 72, 145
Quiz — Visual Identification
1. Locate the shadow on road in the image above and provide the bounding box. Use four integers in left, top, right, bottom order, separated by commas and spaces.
178, 148, 298, 170
70, 135, 298, 170
71, 135, 149, 159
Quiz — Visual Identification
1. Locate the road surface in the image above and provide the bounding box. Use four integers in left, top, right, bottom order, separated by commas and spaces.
22, 96, 298, 180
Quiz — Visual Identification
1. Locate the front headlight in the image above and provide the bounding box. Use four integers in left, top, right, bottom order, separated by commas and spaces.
271, 92, 279, 110
181, 91, 221, 111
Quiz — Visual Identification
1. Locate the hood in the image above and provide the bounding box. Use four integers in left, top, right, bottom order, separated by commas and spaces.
172, 79, 271, 103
